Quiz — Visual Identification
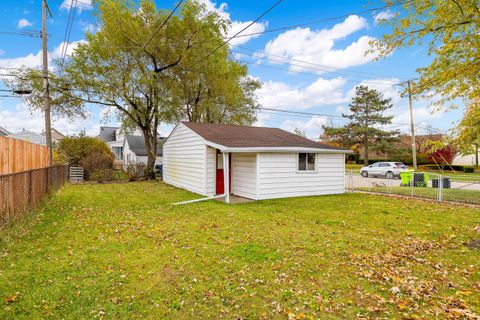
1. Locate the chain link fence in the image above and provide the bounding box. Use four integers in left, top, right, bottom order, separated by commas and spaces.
0, 165, 69, 226
345, 170, 480, 205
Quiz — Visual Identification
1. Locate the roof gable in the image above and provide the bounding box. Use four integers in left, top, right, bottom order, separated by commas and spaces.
125, 135, 164, 156
181, 121, 345, 150
99, 126, 119, 142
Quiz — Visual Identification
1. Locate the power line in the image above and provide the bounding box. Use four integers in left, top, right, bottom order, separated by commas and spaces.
236, 58, 402, 86
60, 0, 78, 73
0, 30, 42, 38
192, 0, 284, 68
224, 0, 411, 41
232, 45, 408, 81
143, 0, 185, 50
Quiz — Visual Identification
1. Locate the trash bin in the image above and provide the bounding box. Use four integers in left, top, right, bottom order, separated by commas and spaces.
413, 173, 427, 187
432, 177, 451, 188
400, 171, 413, 186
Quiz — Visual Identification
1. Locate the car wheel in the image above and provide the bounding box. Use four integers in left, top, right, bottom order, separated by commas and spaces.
386, 171, 394, 179
361, 171, 369, 177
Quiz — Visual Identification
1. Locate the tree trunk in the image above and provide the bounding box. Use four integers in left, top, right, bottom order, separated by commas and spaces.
141, 127, 157, 180
475, 145, 479, 167
364, 134, 369, 165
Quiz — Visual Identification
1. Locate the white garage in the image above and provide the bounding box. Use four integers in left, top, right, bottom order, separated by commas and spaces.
163, 122, 351, 203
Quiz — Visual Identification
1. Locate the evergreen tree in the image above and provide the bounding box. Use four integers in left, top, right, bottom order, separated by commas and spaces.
321, 86, 399, 164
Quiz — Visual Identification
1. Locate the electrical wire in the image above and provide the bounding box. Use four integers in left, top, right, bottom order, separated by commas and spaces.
221, 0, 411, 40
60, 0, 79, 73
143, 0, 185, 50
191, 0, 284, 68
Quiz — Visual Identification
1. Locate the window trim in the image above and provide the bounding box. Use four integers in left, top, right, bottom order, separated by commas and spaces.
296, 152, 317, 173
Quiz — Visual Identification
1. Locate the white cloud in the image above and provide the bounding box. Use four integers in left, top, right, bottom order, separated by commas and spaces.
374, 10, 395, 24
0, 102, 99, 137
60, 0, 92, 12
81, 22, 100, 34
392, 106, 442, 126
17, 18, 33, 29
264, 15, 379, 73
197, 0, 267, 45
347, 78, 402, 104
0, 40, 85, 70
256, 77, 348, 110
281, 117, 329, 139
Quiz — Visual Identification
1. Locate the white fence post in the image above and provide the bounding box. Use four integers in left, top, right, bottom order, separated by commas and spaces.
438, 174, 443, 203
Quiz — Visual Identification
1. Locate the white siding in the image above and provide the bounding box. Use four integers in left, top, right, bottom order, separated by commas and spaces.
163, 123, 207, 196
206, 147, 216, 196
232, 153, 257, 199
453, 153, 479, 166
7, 131, 46, 146
257, 153, 345, 200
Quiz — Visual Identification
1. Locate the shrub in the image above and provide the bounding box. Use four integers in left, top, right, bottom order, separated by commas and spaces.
90, 169, 114, 183
113, 170, 129, 182
126, 163, 146, 181
56, 136, 113, 165
463, 166, 475, 173
79, 152, 114, 180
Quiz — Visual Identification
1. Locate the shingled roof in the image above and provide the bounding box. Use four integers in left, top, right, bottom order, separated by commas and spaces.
125, 135, 164, 156
181, 121, 345, 150
99, 126, 119, 143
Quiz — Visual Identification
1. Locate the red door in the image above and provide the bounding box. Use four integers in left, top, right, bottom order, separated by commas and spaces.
216, 152, 231, 195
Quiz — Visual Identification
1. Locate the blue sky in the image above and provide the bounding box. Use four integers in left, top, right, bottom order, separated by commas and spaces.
0, 0, 464, 138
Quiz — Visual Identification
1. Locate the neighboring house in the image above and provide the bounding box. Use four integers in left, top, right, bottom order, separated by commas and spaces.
51, 128, 66, 142
6, 128, 66, 146
7, 130, 46, 145
453, 152, 479, 166
163, 122, 351, 203
123, 135, 163, 169
98, 126, 124, 168
0, 127, 9, 136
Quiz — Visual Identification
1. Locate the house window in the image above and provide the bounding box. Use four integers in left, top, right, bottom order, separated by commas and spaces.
298, 153, 316, 171
112, 146, 123, 160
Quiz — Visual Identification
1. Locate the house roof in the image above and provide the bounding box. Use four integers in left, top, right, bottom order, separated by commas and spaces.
51, 128, 66, 140
181, 121, 348, 152
0, 126, 9, 136
7, 130, 46, 145
99, 126, 119, 143
125, 135, 164, 157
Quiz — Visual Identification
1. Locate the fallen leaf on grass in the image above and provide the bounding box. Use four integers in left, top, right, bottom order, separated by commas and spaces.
5, 294, 17, 304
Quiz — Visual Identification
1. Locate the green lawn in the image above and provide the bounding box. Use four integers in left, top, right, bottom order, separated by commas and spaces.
1, 182, 479, 319
356, 186, 480, 205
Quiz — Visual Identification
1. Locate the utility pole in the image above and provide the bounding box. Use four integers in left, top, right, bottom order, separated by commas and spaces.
408, 80, 417, 171
42, 0, 52, 164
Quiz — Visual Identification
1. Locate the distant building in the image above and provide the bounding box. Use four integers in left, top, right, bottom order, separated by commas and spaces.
51, 128, 66, 142
6, 128, 66, 146
357, 133, 444, 161
123, 135, 163, 169
0, 127, 9, 136
453, 151, 479, 166
98, 126, 124, 168
7, 130, 46, 145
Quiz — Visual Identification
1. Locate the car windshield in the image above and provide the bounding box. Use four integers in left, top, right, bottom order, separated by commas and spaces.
394, 162, 406, 167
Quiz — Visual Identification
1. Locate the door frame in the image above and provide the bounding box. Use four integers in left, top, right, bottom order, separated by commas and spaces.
215, 149, 231, 195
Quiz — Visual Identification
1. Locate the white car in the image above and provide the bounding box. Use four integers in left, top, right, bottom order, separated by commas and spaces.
360, 162, 409, 179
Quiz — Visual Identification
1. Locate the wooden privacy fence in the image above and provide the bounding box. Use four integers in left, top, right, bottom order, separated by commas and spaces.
0, 165, 68, 226
0, 136, 50, 175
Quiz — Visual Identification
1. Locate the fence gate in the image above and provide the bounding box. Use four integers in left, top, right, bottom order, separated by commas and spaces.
69, 166, 84, 183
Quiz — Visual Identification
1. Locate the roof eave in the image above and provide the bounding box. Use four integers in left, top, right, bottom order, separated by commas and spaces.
205, 142, 352, 153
